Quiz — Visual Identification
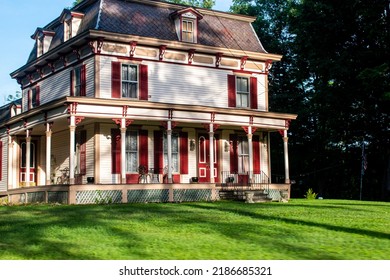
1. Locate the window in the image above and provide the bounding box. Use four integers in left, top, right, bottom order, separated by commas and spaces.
29, 86, 40, 109
125, 131, 138, 173
163, 133, 179, 173
64, 20, 72, 41
236, 77, 250, 108
71, 65, 86, 96
228, 75, 258, 109
112, 62, 148, 100
182, 19, 194, 43
122, 64, 138, 98
75, 130, 86, 175
237, 136, 249, 173
37, 36, 44, 57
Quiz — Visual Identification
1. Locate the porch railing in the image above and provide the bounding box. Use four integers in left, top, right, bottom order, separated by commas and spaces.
219, 171, 270, 194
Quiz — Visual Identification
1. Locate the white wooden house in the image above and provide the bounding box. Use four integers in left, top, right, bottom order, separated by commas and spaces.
0, 0, 297, 204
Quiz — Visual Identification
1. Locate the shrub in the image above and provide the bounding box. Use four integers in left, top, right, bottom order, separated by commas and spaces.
304, 188, 317, 199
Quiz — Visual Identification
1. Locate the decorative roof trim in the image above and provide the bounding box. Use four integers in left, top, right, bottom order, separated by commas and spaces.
170, 7, 204, 20
31, 28, 56, 40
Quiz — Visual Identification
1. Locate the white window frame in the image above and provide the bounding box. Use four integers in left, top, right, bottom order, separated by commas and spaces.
121, 64, 139, 99
236, 76, 250, 108
237, 136, 249, 174
163, 132, 179, 173
182, 19, 195, 43
125, 130, 138, 173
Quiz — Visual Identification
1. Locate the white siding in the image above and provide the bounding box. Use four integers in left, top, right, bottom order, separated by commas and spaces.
51, 130, 70, 181
99, 124, 117, 184
255, 74, 267, 111
99, 56, 113, 99
0, 137, 8, 191
85, 124, 95, 181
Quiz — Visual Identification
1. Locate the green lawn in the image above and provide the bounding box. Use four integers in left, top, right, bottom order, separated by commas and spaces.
0, 199, 389, 260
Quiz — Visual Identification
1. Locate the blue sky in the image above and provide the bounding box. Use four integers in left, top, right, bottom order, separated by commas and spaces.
0, 0, 232, 106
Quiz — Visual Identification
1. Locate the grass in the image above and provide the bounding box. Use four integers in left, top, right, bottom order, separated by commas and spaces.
0, 199, 389, 260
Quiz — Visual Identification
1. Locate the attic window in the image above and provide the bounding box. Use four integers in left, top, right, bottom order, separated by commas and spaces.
64, 20, 72, 41
60, 10, 84, 42
170, 8, 203, 44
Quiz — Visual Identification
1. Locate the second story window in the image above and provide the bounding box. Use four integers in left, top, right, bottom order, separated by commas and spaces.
111, 62, 148, 100
70, 65, 86, 96
182, 19, 194, 43
236, 77, 250, 108
29, 86, 40, 109
122, 64, 138, 98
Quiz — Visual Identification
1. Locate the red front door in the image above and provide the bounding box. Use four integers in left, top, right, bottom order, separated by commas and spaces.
20, 141, 36, 186
198, 134, 219, 183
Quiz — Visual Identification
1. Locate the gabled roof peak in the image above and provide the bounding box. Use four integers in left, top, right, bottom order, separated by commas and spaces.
31, 28, 55, 40
59, 8, 85, 23
170, 7, 204, 20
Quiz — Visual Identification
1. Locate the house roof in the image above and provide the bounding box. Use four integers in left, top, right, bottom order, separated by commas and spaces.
24, 0, 268, 65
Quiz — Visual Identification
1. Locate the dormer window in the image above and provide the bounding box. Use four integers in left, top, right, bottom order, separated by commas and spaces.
60, 9, 84, 42
182, 19, 194, 43
170, 8, 203, 44
31, 28, 55, 57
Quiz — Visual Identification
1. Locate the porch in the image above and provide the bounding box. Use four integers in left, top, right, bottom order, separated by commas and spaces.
1, 182, 290, 205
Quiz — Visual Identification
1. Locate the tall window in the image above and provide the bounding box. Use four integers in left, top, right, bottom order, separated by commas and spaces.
182, 19, 194, 43
237, 136, 249, 173
64, 20, 72, 41
29, 86, 40, 109
122, 64, 138, 98
125, 131, 138, 172
71, 65, 86, 96
164, 133, 179, 172
236, 77, 249, 108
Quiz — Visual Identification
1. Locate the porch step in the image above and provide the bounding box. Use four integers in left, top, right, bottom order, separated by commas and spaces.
219, 190, 272, 203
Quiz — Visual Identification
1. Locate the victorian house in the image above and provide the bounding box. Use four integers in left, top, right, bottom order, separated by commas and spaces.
0, 0, 296, 204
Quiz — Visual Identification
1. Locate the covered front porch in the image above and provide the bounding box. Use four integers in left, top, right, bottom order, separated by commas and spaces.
3, 97, 296, 203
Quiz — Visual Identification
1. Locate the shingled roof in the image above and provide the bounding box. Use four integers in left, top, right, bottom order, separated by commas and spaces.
26, 0, 267, 64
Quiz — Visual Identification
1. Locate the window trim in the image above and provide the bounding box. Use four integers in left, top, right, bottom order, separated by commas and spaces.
28, 86, 40, 110
70, 65, 86, 97
121, 64, 139, 99
181, 18, 195, 43
125, 130, 139, 173
236, 76, 250, 108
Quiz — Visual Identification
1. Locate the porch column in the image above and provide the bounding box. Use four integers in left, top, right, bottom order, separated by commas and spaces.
209, 124, 215, 183
120, 119, 127, 184
45, 123, 52, 185
167, 120, 173, 183
25, 129, 32, 187
283, 129, 290, 184
7, 134, 13, 189
69, 117, 76, 185
247, 126, 254, 183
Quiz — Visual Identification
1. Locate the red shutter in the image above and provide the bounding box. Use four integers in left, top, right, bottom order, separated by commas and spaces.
180, 132, 188, 174
139, 64, 148, 100
228, 75, 236, 107
35, 86, 40, 107
70, 70, 74, 96
253, 135, 260, 174
139, 130, 148, 169
111, 61, 121, 98
154, 131, 163, 174
0, 141, 2, 181
229, 134, 238, 173
250, 77, 258, 109
111, 129, 121, 174
80, 130, 87, 175
80, 64, 86, 97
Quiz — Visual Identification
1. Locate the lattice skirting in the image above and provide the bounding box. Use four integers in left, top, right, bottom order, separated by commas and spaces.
127, 189, 169, 203
48, 191, 68, 204
267, 189, 289, 201
174, 189, 212, 202
20, 192, 45, 203
76, 190, 122, 204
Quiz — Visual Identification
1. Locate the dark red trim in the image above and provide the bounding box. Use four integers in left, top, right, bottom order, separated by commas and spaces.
180, 132, 188, 174
228, 75, 236, 107
70, 70, 74, 96
139, 130, 148, 169
139, 64, 148, 100
80, 130, 87, 175
250, 76, 258, 109
35, 86, 40, 107
253, 135, 260, 173
80, 64, 86, 97
154, 130, 163, 174
111, 61, 121, 98
229, 134, 238, 173
111, 129, 121, 174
